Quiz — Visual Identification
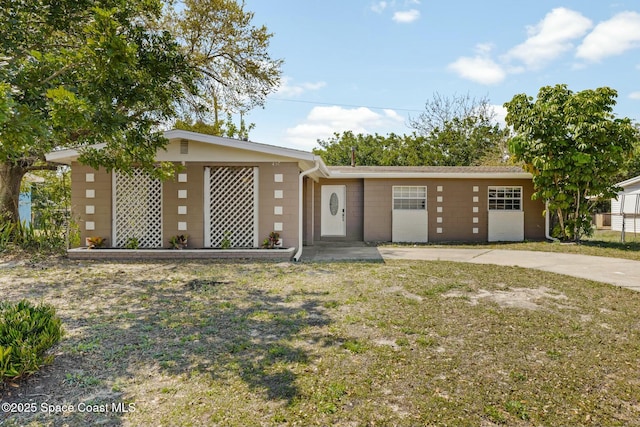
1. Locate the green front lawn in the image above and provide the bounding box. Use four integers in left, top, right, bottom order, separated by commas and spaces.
1, 258, 639, 426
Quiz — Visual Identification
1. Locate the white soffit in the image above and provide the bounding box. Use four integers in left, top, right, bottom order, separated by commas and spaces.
327, 171, 532, 179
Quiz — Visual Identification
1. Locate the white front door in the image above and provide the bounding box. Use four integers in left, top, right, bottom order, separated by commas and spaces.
321, 185, 346, 236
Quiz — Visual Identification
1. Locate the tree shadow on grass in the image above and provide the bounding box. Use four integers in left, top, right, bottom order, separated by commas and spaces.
1, 265, 335, 426
152, 283, 331, 402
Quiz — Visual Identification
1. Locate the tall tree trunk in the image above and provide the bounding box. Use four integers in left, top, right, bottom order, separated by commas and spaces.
0, 162, 28, 225
556, 207, 566, 240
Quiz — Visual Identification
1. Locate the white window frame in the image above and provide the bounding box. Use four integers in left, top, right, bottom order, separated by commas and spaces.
488, 186, 522, 211
393, 186, 427, 210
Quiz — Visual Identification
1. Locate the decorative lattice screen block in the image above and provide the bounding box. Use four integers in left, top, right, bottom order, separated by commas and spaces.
114, 170, 162, 248
207, 166, 256, 248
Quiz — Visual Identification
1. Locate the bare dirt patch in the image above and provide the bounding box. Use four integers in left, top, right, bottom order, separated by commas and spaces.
444, 286, 569, 310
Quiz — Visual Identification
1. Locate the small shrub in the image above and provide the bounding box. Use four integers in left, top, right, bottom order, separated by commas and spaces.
87, 236, 106, 248
0, 222, 68, 253
262, 231, 281, 249
125, 237, 140, 249
169, 234, 188, 249
17, 221, 68, 253
220, 231, 231, 249
0, 222, 16, 251
0, 300, 64, 382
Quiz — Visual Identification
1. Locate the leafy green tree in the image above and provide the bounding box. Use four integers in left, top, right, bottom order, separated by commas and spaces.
505, 84, 638, 241
409, 93, 511, 166
163, 0, 283, 129
20, 169, 76, 251
313, 132, 427, 166
174, 115, 255, 140
315, 94, 511, 167
0, 0, 196, 225
613, 123, 640, 183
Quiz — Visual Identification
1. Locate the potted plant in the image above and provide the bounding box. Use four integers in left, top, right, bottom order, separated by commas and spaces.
262, 231, 281, 249
86, 236, 106, 249
169, 234, 189, 249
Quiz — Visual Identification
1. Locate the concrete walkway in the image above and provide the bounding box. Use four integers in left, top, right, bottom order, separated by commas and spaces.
301, 244, 640, 292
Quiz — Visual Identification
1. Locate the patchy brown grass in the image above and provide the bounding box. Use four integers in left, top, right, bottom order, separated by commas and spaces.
1, 257, 640, 426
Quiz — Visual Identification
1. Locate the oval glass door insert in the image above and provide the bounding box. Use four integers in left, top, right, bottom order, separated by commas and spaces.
329, 192, 339, 216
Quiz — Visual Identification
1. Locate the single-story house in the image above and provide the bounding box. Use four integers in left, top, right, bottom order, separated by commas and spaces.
46, 129, 546, 260
611, 175, 640, 233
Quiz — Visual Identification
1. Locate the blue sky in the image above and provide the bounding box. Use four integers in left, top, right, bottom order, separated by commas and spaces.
243, 1, 640, 151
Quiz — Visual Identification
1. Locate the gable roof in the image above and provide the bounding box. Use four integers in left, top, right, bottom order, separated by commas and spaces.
164, 130, 321, 163
45, 129, 331, 179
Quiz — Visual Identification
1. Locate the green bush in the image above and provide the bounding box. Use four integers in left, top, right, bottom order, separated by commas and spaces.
0, 221, 71, 254
0, 222, 16, 251
0, 300, 64, 382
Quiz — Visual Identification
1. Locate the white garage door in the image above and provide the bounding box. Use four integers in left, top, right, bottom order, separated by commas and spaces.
392, 186, 428, 243
488, 186, 524, 242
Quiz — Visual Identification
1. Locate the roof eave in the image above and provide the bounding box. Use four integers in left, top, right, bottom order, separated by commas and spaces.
616, 175, 640, 188
165, 129, 319, 163
327, 171, 533, 179
45, 143, 107, 165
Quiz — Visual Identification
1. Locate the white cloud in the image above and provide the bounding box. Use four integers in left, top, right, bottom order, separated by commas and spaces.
373, 1, 422, 23
284, 106, 405, 150
448, 44, 507, 85
275, 77, 327, 98
392, 9, 420, 23
506, 7, 592, 69
491, 104, 508, 127
576, 11, 640, 62
371, 1, 387, 13
630, 91, 640, 100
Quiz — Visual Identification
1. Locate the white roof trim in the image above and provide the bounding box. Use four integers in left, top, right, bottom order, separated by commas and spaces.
45, 143, 106, 164
616, 175, 640, 188
328, 171, 532, 179
45, 130, 329, 174
165, 129, 318, 162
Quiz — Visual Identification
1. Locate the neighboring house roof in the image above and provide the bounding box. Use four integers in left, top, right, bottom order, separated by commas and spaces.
328, 165, 531, 179
23, 173, 46, 183
616, 175, 640, 189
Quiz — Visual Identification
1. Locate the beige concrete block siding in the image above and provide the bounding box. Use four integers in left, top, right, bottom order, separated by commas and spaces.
163, 164, 205, 248
71, 161, 302, 249
257, 162, 299, 248
313, 179, 364, 241
180, 161, 300, 249
71, 162, 112, 247
363, 178, 545, 242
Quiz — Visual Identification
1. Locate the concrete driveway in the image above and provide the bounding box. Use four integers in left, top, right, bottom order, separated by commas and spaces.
302, 244, 640, 292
